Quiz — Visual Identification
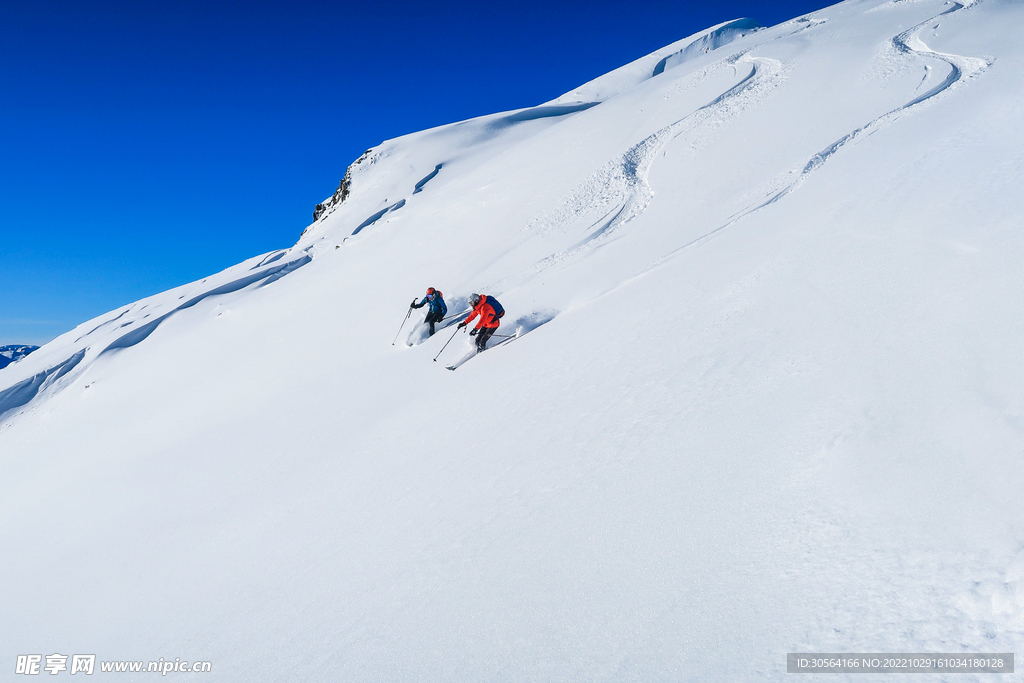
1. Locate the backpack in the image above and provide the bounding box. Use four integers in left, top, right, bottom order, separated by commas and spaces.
485, 295, 505, 319
435, 291, 447, 316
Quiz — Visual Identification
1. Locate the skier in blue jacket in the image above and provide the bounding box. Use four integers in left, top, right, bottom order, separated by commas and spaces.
410, 287, 447, 335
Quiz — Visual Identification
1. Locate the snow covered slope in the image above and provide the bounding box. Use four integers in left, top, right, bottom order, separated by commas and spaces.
3, 0, 1024, 679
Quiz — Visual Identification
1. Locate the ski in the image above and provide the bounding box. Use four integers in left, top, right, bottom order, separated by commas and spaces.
442, 331, 523, 370
445, 348, 478, 371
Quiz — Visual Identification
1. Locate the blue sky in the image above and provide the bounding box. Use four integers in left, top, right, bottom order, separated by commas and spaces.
1, 0, 836, 346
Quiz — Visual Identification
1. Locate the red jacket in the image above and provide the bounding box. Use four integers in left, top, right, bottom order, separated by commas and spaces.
464, 296, 501, 329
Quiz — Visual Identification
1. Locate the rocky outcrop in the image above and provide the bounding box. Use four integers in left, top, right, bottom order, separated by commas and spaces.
311, 149, 374, 224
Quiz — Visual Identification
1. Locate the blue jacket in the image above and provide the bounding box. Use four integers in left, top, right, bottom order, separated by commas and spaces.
413, 293, 447, 316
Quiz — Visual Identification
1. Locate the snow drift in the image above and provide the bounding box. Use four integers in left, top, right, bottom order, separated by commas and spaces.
3, 0, 1024, 680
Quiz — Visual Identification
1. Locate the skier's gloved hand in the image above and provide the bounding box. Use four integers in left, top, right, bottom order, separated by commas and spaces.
469, 328, 478, 336
457, 322, 466, 329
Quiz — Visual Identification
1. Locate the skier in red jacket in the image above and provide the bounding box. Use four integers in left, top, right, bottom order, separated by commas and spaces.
458, 293, 502, 351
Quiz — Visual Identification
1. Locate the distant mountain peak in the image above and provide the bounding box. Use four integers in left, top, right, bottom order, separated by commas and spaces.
0, 345, 39, 370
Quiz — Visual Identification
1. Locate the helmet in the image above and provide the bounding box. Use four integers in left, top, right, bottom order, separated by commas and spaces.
469, 293, 481, 307
426, 287, 435, 295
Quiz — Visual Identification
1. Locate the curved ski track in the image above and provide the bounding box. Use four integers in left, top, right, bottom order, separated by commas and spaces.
486, 1, 986, 310
516, 52, 788, 282
500, 14, 839, 291
644, 0, 990, 266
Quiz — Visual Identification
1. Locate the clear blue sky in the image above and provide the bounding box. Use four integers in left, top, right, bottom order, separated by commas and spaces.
1, 0, 836, 346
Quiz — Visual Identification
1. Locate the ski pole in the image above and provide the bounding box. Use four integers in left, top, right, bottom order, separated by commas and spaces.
433, 325, 464, 362
392, 302, 415, 345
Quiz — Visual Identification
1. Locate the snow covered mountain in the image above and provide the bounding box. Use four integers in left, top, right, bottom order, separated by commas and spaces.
0, 345, 38, 370
3, 0, 1023, 679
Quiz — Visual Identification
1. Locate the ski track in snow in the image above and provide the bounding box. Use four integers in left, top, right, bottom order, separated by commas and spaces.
643, 0, 990, 268
520, 53, 789, 279
511, 14, 836, 286
501, 0, 984, 303
466, 0, 989, 371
